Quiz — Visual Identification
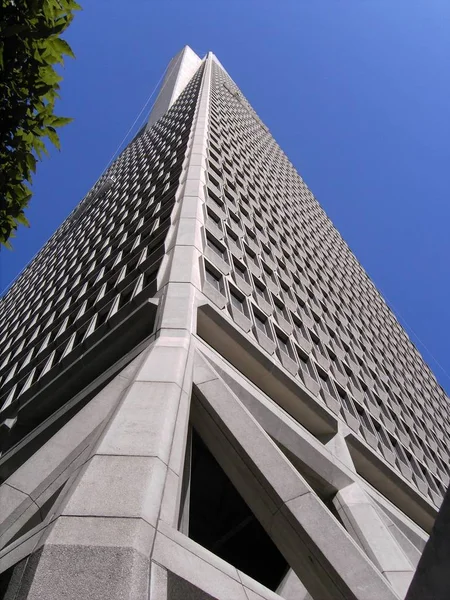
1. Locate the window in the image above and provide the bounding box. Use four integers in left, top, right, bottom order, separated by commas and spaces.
373, 421, 392, 448
94, 302, 112, 329
254, 310, 271, 337
244, 245, 259, 266
229, 211, 241, 226
208, 174, 221, 192
276, 331, 290, 357
233, 259, 249, 283
226, 226, 240, 244
245, 226, 256, 241
293, 317, 309, 343
262, 244, 272, 261
297, 348, 314, 377
207, 208, 222, 228
207, 234, 228, 263
230, 289, 246, 314
355, 403, 375, 433
254, 278, 268, 300
273, 298, 288, 320
339, 389, 358, 418
389, 435, 408, 464
205, 264, 223, 293
118, 286, 134, 309
317, 367, 334, 396
263, 264, 275, 283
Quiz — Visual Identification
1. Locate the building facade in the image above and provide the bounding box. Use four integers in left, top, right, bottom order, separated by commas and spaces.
0, 47, 448, 600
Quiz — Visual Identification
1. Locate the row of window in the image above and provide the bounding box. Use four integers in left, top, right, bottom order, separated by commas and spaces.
0, 71, 202, 350
0, 262, 160, 413
0, 66, 205, 432
205, 62, 449, 500
204, 198, 447, 453
203, 258, 448, 501
208, 65, 448, 428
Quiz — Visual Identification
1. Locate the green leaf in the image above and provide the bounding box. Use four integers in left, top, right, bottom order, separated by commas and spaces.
26, 152, 37, 173
16, 212, 30, 227
0, 0, 79, 246
46, 126, 60, 149
1, 239, 13, 250
39, 65, 62, 86
52, 37, 75, 59
50, 115, 73, 127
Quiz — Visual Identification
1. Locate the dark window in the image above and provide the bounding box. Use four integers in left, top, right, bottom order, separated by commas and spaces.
263, 264, 275, 283
245, 245, 258, 265
355, 403, 375, 433
273, 298, 287, 320
230, 290, 245, 313
207, 208, 222, 227
297, 350, 310, 374
229, 211, 241, 225
254, 279, 267, 299
233, 259, 248, 282
205, 266, 223, 292
96, 303, 112, 329
254, 311, 270, 336
276, 332, 290, 356
118, 287, 134, 309
207, 235, 228, 262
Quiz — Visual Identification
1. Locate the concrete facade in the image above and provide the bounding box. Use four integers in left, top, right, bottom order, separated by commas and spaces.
147, 46, 203, 130
0, 48, 448, 599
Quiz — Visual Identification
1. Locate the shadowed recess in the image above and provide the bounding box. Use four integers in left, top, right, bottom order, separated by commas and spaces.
188, 429, 288, 591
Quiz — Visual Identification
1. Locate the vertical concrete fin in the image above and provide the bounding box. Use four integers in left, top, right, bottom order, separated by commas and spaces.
334, 483, 414, 598
147, 46, 203, 129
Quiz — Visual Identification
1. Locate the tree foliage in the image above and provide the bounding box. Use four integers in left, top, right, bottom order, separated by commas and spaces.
0, 0, 80, 247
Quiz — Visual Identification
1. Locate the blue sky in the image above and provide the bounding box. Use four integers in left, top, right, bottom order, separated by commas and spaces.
1, 0, 449, 392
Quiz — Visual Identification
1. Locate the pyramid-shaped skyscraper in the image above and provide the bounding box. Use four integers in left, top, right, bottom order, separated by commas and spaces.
0, 48, 448, 600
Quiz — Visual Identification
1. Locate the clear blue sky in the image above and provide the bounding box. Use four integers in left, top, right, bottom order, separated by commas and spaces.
1, 0, 449, 393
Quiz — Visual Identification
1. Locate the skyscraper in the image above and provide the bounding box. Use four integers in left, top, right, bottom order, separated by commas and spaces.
0, 47, 448, 600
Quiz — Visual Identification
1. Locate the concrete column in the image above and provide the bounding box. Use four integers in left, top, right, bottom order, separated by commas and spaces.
155, 53, 212, 533
328, 430, 415, 599
12, 54, 213, 600
322, 424, 358, 473
277, 568, 312, 600
14, 334, 191, 600
191, 355, 399, 600
147, 46, 202, 129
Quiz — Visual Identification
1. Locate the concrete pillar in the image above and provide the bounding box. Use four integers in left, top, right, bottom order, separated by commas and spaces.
147, 46, 202, 129
277, 568, 312, 600
192, 355, 399, 600
16, 334, 191, 600
328, 428, 415, 600
12, 52, 214, 600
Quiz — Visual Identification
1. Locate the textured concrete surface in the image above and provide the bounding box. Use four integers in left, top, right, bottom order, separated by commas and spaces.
1, 49, 444, 600
20, 544, 150, 600
192, 355, 399, 600
335, 482, 414, 596
277, 569, 312, 600
148, 46, 202, 129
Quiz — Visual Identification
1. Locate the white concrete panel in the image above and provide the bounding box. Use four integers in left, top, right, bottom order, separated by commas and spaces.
147, 46, 202, 128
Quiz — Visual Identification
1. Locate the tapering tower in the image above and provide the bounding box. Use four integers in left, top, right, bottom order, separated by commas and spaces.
0, 48, 448, 600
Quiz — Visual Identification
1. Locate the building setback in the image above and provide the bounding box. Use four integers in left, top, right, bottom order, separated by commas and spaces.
0, 47, 448, 600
